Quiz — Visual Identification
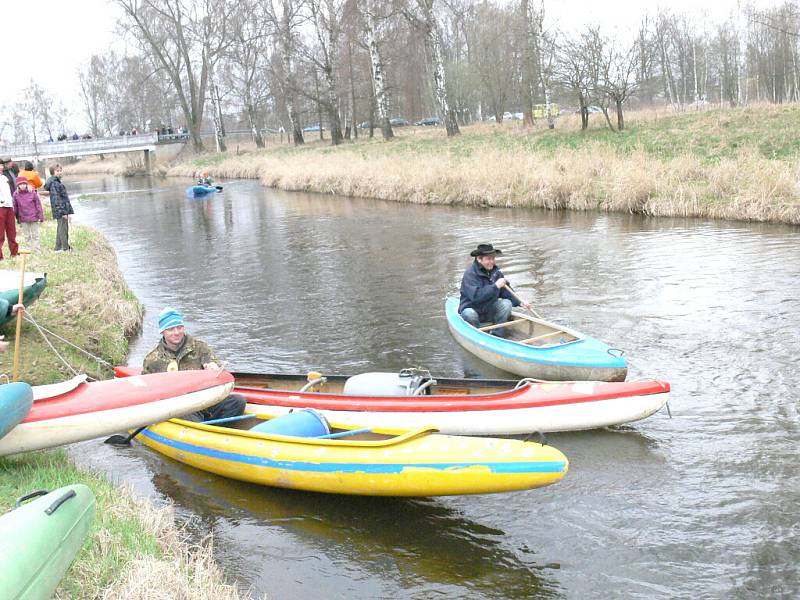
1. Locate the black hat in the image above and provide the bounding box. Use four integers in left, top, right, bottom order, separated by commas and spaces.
470, 243, 503, 257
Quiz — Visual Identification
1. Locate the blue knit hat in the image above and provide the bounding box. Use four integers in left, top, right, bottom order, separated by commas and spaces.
158, 307, 185, 333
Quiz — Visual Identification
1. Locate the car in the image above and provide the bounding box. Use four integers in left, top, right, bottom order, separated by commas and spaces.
303, 124, 323, 133
415, 117, 441, 126
358, 121, 371, 129
389, 118, 410, 127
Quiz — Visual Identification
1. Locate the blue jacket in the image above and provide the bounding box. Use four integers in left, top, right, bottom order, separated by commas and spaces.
458, 260, 519, 315
44, 175, 74, 219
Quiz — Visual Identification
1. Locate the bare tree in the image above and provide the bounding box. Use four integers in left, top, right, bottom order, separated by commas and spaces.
307, 0, 345, 144
403, 0, 460, 136
115, 0, 234, 151
359, 0, 394, 140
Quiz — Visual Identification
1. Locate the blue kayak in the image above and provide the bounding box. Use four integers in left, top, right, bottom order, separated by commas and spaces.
445, 296, 627, 381
0, 382, 34, 441
186, 184, 217, 197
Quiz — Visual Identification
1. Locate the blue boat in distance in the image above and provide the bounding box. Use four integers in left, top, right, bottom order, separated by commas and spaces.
0, 382, 34, 441
445, 296, 627, 382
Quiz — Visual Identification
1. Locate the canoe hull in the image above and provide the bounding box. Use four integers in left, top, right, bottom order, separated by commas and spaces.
139, 418, 569, 496
244, 389, 669, 435
0, 484, 95, 600
115, 366, 670, 434
445, 297, 628, 382
0, 382, 34, 440
0, 372, 234, 456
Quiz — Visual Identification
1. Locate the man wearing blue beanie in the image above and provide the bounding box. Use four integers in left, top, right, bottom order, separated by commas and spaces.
143, 307, 245, 422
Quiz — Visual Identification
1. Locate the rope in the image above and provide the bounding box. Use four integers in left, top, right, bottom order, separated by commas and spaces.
22, 313, 113, 379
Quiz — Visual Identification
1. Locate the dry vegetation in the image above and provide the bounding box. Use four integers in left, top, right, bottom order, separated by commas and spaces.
71, 105, 800, 225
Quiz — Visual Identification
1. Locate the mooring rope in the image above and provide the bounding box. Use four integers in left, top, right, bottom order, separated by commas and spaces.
23, 312, 113, 379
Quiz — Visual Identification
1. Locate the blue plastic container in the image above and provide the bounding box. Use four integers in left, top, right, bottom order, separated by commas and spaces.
251, 409, 330, 437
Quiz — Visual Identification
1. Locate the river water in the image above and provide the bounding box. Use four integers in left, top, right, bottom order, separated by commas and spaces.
65, 175, 799, 599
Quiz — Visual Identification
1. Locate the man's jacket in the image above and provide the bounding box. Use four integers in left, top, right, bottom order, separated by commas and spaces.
458, 259, 519, 315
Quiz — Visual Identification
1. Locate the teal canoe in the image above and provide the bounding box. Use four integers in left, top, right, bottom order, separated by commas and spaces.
0, 271, 47, 327
0, 382, 33, 441
0, 484, 95, 599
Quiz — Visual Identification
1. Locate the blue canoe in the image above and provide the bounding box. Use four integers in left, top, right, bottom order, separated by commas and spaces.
186, 184, 218, 197
0, 382, 34, 441
445, 296, 627, 381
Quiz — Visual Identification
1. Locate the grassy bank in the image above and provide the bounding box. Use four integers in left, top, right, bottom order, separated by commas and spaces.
0, 451, 243, 599
0, 220, 142, 384
159, 103, 800, 225
0, 221, 251, 598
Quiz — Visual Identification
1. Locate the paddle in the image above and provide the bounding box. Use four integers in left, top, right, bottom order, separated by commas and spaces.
12, 250, 31, 382
214, 185, 224, 191
104, 426, 147, 446
504, 284, 543, 319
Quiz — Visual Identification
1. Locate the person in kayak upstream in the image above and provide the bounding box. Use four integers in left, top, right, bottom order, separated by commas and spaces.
142, 307, 245, 422
458, 243, 531, 338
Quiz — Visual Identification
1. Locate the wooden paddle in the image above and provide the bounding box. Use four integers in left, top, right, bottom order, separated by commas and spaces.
504, 283, 543, 319
12, 250, 31, 382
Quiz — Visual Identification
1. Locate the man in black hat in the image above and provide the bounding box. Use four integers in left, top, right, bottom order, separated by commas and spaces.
458, 243, 531, 337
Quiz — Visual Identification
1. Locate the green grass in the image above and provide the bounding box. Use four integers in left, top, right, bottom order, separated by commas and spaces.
0, 450, 162, 598
0, 220, 143, 384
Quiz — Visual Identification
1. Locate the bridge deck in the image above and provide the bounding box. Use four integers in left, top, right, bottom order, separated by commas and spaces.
0, 132, 189, 161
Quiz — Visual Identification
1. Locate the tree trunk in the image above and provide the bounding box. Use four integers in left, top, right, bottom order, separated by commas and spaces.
419, 0, 460, 136
364, 1, 393, 140
519, 0, 536, 127
280, 1, 304, 145
616, 99, 624, 131
246, 101, 265, 148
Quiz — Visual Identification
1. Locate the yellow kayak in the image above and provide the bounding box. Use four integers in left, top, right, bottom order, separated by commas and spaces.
137, 410, 569, 496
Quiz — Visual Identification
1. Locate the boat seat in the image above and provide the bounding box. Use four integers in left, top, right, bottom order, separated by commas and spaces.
519, 330, 566, 345
478, 318, 527, 332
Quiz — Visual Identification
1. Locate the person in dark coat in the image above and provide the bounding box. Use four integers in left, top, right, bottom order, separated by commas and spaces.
43, 163, 74, 251
458, 243, 531, 337
0, 158, 16, 195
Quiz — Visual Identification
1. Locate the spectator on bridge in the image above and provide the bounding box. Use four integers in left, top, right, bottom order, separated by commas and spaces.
13, 176, 43, 252
0, 172, 19, 260
0, 159, 16, 194
71, 133, 79, 140
19, 162, 43, 189
43, 164, 74, 252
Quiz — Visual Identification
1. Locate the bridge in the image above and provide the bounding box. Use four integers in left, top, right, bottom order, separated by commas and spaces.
0, 132, 190, 173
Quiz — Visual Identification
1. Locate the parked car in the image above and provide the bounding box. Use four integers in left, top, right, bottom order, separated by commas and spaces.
303, 124, 323, 133
390, 118, 410, 127
358, 121, 372, 129
574, 106, 603, 114
415, 117, 441, 126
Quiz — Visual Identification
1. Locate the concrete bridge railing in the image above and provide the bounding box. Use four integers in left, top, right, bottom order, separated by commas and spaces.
0, 133, 161, 162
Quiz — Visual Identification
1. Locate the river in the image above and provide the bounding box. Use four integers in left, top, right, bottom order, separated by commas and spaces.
66, 175, 799, 598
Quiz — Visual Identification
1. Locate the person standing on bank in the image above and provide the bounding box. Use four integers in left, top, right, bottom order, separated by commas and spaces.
142, 307, 246, 422
43, 164, 74, 251
0, 171, 19, 260
13, 176, 44, 252
458, 243, 532, 337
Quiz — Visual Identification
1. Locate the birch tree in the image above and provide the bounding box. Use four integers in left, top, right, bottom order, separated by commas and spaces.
359, 0, 394, 140
403, 0, 460, 136
265, 0, 305, 144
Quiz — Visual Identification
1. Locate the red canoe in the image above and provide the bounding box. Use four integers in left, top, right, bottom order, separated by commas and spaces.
115, 366, 669, 435
0, 370, 234, 456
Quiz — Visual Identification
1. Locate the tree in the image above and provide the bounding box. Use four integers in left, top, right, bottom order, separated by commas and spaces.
359, 0, 394, 140
403, 0, 460, 136
115, 0, 235, 151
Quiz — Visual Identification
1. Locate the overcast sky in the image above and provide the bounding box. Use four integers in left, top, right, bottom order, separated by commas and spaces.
0, 0, 784, 133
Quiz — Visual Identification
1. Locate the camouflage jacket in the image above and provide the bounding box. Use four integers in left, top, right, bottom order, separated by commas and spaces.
142, 334, 221, 374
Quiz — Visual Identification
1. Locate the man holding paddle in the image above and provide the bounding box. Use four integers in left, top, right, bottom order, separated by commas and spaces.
458, 243, 531, 338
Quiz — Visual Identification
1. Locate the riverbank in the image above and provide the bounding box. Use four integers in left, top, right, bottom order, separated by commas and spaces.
68, 103, 794, 225
0, 220, 250, 598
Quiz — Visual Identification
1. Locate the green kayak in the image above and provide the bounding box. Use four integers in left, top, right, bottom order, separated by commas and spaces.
0, 484, 95, 599
0, 271, 47, 327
